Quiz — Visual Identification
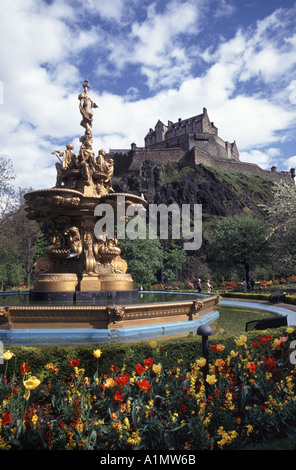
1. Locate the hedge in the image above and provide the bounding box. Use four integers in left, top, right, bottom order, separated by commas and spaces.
3, 326, 294, 380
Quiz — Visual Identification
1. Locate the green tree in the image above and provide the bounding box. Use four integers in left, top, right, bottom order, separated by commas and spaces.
264, 182, 296, 274
208, 215, 272, 285
0, 157, 43, 289
163, 241, 186, 282
118, 237, 163, 288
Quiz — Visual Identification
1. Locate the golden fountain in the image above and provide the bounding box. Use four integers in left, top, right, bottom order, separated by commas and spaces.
24, 78, 144, 301
0, 79, 219, 338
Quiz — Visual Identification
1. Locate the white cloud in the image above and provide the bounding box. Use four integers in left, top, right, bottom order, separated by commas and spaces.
1, 0, 296, 190
107, 0, 203, 89
214, 0, 236, 19
283, 155, 296, 171
240, 148, 281, 170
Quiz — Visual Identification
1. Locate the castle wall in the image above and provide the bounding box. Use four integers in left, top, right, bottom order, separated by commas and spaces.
182, 147, 294, 184
129, 148, 186, 172
111, 147, 186, 176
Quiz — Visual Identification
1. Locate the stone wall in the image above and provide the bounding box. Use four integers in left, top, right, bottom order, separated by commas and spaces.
109, 145, 294, 185
111, 147, 186, 176
181, 147, 294, 184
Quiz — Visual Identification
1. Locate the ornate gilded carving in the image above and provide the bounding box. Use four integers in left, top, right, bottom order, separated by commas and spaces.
46, 226, 82, 259
84, 232, 97, 275
190, 300, 204, 316
52, 144, 78, 187
108, 306, 125, 323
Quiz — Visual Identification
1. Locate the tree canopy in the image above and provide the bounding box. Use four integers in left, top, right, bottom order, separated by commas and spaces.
264, 182, 296, 274
208, 214, 272, 284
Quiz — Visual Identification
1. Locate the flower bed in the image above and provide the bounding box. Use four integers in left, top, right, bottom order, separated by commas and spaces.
1, 328, 296, 451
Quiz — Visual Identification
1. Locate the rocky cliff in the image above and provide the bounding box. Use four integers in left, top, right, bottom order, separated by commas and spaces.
113, 160, 275, 281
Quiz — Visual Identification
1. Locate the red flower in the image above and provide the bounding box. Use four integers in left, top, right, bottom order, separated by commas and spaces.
137, 379, 152, 391
69, 359, 80, 367
247, 362, 257, 372
114, 373, 129, 386
251, 342, 258, 348
19, 363, 30, 374
258, 335, 272, 344
135, 363, 146, 375
262, 356, 276, 369
2, 412, 13, 425
114, 391, 125, 402
144, 357, 154, 368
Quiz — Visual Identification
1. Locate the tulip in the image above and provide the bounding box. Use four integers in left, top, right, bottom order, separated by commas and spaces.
196, 358, 206, 368
152, 363, 162, 374
104, 378, 116, 389
206, 374, 216, 385
234, 335, 247, 346
3, 350, 15, 361
23, 376, 41, 401
93, 349, 102, 359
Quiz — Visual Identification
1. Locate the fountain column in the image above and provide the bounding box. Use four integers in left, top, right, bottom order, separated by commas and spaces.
24, 79, 146, 301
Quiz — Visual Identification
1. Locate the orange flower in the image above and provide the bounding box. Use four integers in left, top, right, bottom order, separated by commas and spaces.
210, 344, 225, 351
247, 362, 256, 372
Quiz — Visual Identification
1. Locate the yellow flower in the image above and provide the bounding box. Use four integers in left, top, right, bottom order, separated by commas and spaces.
273, 338, 282, 348
230, 350, 238, 357
287, 327, 294, 334
206, 374, 216, 385
104, 378, 116, 389
246, 425, 253, 436
149, 341, 157, 349
152, 363, 162, 374
23, 376, 41, 401
234, 335, 247, 346
196, 358, 206, 368
76, 422, 84, 433
3, 350, 15, 361
93, 349, 102, 359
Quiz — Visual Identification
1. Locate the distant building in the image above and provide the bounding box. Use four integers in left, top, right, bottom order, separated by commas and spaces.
108, 108, 295, 186
144, 108, 239, 161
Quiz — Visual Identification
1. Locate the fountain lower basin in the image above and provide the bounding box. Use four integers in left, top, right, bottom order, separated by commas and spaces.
0, 291, 220, 345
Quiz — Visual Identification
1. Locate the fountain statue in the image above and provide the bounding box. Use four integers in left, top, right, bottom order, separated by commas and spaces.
24, 78, 146, 302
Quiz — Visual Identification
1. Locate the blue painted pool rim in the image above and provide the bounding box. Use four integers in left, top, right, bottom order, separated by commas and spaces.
0, 291, 295, 346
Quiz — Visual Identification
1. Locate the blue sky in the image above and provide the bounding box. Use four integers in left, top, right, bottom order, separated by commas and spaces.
0, 0, 296, 189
